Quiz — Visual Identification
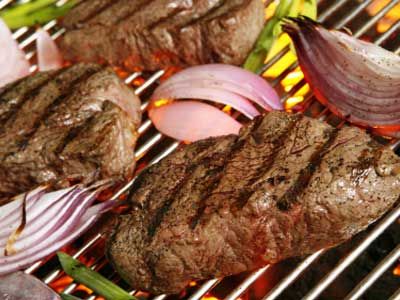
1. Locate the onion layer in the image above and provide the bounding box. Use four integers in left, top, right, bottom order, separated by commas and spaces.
0, 18, 30, 87
152, 64, 282, 111
0, 182, 115, 275
149, 101, 242, 142
283, 18, 400, 134
36, 28, 63, 71
149, 64, 281, 141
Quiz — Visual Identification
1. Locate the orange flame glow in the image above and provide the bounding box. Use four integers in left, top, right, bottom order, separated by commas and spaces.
367, 0, 400, 33
393, 264, 400, 276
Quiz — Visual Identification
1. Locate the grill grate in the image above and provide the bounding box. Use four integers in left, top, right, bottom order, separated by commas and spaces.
1, 0, 399, 299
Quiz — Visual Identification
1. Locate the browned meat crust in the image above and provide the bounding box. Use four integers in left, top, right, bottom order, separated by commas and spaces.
107, 111, 400, 294
0, 63, 141, 203
59, 0, 265, 71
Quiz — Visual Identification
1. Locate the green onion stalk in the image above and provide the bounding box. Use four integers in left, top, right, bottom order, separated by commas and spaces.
243, 0, 317, 74
0, 0, 78, 29
60, 294, 84, 300
57, 252, 137, 300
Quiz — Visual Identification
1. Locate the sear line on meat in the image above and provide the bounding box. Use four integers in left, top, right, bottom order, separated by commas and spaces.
59, 0, 265, 71
107, 111, 400, 294
0, 63, 141, 204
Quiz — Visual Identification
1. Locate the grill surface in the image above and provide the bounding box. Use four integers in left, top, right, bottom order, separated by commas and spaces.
1, 0, 400, 299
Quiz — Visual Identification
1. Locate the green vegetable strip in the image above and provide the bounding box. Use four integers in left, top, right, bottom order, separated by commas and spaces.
0, 0, 78, 29
243, 0, 317, 74
1, 0, 57, 18
57, 252, 136, 300
60, 294, 84, 300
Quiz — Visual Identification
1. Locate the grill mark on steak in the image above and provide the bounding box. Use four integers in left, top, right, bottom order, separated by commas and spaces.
59, 0, 264, 71
107, 112, 400, 295
146, 141, 236, 237
123, 137, 229, 252
0, 77, 25, 98
276, 128, 340, 211
90, 0, 152, 27
115, 0, 173, 26
146, 162, 198, 237
70, 0, 117, 27
0, 63, 140, 201
0, 70, 64, 134
54, 114, 97, 156
190, 114, 299, 228
235, 115, 302, 209
188, 161, 229, 229
147, 0, 226, 66
180, 0, 227, 65
10, 67, 100, 155
0, 64, 99, 150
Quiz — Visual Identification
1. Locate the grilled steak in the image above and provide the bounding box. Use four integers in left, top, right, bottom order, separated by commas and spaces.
0, 63, 141, 204
107, 111, 400, 294
59, 0, 265, 71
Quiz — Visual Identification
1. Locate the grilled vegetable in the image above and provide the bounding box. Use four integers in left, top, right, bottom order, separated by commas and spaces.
36, 28, 63, 71
0, 183, 115, 275
283, 17, 400, 136
0, 19, 30, 87
148, 64, 281, 141
0, 0, 77, 29
57, 252, 136, 300
107, 111, 400, 295
244, 0, 317, 73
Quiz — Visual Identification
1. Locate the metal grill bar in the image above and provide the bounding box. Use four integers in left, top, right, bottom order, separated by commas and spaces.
200, 2, 400, 298
345, 244, 400, 300
188, 279, 222, 300
390, 286, 400, 300
303, 202, 400, 300
262, 250, 325, 300
334, 0, 375, 29
1, 0, 399, 299
225, 266, 271, 300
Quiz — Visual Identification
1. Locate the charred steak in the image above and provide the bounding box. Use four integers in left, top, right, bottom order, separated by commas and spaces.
59, 0, 265, 71
107, 111, 400, 294
0, 63, 141, 204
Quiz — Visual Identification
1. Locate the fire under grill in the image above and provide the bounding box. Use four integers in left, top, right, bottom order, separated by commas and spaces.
1, 0, 400, 299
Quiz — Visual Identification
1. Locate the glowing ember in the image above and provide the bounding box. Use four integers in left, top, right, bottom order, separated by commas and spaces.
264, 0, 277, 20
189, 281, 197, 287
393, 264, 400, 276
202, 295, 219, 300
367, 0, 400, 33
75, 283, 93, 294
135, 291, 151, 298
153, 99, 172, 108
49, 276, 73, 293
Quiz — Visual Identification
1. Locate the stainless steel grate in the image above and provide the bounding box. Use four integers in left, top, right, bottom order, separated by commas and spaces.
1, 0, 399, 299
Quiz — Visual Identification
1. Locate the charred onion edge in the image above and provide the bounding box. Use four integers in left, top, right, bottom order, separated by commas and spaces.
282, 17, 400, 135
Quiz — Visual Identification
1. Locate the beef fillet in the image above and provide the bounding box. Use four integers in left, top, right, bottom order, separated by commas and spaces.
0, 63, 141, 204
107, 111, 400, 294
59, 0, 265, 71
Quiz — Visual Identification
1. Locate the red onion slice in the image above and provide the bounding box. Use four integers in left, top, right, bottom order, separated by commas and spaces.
149, 101, 242, 142
283, 18, 400, 132
152, 85, 260, 119
153, 64, 282, 110
36, 28, 63, 71
0, 187, 47, 239
0, 182, 115, 275
149, 64, 282, 141
0, 188, 81, 250
0, 19, 30, 87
